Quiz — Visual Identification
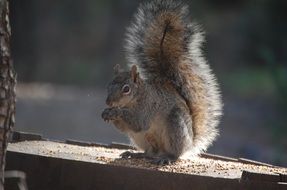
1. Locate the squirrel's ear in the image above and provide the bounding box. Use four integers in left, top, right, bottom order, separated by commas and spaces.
131, 65, 139, 83
113, 64, 121, 75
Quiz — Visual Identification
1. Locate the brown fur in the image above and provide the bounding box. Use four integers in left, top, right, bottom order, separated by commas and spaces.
146, 11, 211, 144
145, 12, 185, 68
103, 0, 222, 163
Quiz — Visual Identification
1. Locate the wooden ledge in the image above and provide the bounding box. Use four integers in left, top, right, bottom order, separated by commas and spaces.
5, 132, 287, 190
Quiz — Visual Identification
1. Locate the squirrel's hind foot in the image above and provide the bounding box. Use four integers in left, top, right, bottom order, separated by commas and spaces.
151, 156, 176, 165
120, 151, 177, 165
120, 151, 151, 159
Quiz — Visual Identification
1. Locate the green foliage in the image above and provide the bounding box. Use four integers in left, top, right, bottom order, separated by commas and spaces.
259, 47, 287, 105
224, 68, 277, 97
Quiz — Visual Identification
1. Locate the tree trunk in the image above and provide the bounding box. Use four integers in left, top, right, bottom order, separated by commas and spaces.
0, 0, 16, 188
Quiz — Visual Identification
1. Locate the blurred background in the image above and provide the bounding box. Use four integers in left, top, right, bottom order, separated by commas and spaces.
10, 0, 287, 166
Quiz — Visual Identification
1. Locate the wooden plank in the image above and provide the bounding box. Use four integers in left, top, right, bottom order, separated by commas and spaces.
280, 174, 287, 183
6, 151, 241, 190
11, 131, 42, 142
65, 139, 110, 148
201, 153, 239, 162
238, 158, 276, 167
110, 142, 135, 150
6, 149, 287, 190
241, 170, 280, 182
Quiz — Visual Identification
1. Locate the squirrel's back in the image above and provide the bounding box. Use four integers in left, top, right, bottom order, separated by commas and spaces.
125, 0, 222, 156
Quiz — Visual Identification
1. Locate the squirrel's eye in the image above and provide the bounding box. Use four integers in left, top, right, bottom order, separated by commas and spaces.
122, 84, 131, 94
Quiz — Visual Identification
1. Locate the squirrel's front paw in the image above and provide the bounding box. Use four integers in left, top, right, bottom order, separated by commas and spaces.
102, 107, 121, 122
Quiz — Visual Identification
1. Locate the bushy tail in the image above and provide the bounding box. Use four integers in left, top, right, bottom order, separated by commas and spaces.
125, 0, 223, 156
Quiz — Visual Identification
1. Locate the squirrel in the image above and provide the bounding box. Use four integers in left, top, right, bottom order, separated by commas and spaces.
102, 0, 222, 165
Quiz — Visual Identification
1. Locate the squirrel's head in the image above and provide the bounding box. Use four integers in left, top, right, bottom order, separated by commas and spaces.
105, 65, 143, 108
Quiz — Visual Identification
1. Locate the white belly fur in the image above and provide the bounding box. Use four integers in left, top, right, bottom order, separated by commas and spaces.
127, 115, 169, 154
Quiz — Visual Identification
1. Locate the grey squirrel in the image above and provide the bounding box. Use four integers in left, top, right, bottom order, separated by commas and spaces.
102, 0, 222, 165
